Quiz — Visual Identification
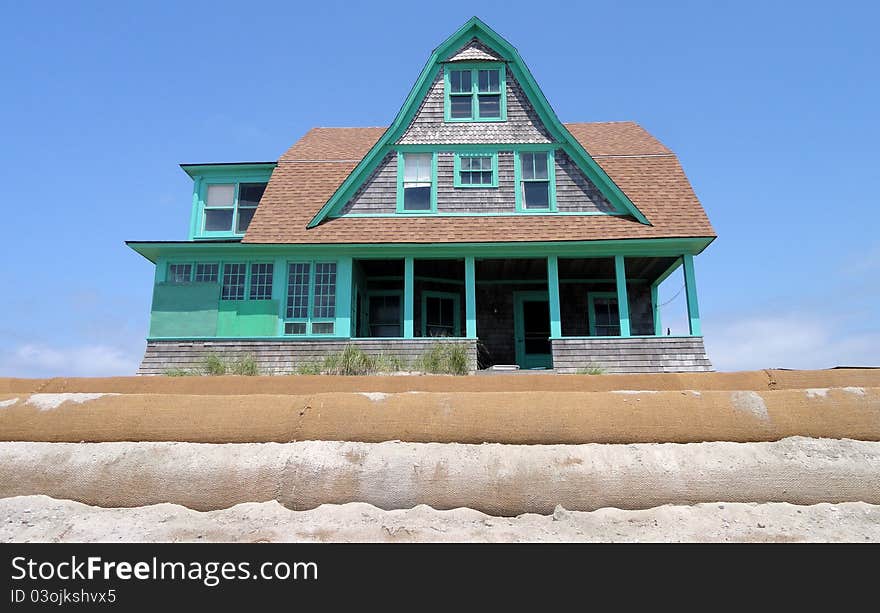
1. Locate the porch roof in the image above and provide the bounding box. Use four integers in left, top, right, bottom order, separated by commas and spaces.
239, 121, 715, 245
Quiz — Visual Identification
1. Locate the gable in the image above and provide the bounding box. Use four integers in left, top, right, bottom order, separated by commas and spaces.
397, 66, 554, 144
447, 38, 502, 62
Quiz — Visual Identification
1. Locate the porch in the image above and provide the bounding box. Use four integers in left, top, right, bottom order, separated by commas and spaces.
347, 253, 710, 373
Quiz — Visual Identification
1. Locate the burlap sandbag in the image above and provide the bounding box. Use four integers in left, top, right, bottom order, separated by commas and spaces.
1, 437, 878, 515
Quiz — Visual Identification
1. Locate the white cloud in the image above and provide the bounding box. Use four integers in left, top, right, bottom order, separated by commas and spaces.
0, 343, 141, 378
704, 315, 879, 371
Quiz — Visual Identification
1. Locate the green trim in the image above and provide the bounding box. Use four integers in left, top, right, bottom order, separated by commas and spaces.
127, 237, 715, 263
403, 257, 415, 338
280, 259, 344, 338
443, 62, 507, 123
396, 151, 438, 214
307, 17, 649, 228
514, 149, 557, 213
339, 211, 626, 218
464, 256, 476, 338
453, 152, 499, 188
587, 291, 620, 337
420, 290, 461, 337
682, 254, 702, 336
614, 255, 631, 337
189, 169, 273, 240
513, 290, 552, 369
547, 256, 561, 339
653, 257, 683, 286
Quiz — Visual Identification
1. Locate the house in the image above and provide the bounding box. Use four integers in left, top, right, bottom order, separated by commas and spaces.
128, 18, 715, 375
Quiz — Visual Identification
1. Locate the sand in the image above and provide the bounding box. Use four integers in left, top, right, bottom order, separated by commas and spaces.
2, 495, 877, 543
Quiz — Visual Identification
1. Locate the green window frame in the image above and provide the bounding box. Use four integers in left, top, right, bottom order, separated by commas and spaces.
588, 292, 621, 337
367, 290, 404, 338
167, 263, 193, 284
514, 149, 557, 212
453, 152, 498, 188
396, 151, 438, 214
421, 290, 461, 337
443, 63, 507, 122
283, 261, 337, 336
165, 260, 270, 299
199, 180, 268, 238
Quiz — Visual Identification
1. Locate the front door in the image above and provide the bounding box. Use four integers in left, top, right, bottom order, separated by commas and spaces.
513, 291, 553, 369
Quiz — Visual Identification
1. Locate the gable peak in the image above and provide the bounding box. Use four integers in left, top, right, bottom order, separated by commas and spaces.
446, 38, 504, 62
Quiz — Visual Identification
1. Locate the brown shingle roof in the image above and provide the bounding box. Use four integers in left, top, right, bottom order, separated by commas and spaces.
243, 122, 714, 244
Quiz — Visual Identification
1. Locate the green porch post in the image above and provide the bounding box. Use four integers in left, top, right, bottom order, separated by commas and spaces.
614, 255, 631, 337
651, 283, 662, 336
465, 256, 477, 338
404, 256, 414, 338
547, 255, 562, 338
335, 256, 353, 337
272, 257, 286, 335
682, 254, 702, 336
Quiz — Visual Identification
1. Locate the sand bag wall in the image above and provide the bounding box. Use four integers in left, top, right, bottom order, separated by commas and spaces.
0, 388, 878, 444
1, 438, 879, 515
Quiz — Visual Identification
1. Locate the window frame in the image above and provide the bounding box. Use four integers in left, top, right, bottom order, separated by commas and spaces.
200, 179, 268, 238
443, 63, 507, 123
514, 149, 557, 212
421, 290, 461, 337
367, 290, 404, 338
587, 291, 622, 337
453, 152, 499, 188
396, 151, 438, 214
283, 260, 338, 336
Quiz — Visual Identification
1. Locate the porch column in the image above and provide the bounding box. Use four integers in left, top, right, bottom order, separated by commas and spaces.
465, 256, 477, 338
272, 256, 286, 336
403, 256, 414, 338
682, 254, 702, 336
651, 283, 662, 336
614, 255, 631, 337
335, 256, 353, 338
547, 255, 562, 338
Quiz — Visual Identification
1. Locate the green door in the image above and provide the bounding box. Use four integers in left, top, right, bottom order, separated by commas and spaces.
513, 291, 553, 369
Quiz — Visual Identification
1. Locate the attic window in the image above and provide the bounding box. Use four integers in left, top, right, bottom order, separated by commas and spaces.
444, 63, 506, 122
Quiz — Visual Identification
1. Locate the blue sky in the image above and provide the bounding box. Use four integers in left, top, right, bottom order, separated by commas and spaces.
0, 0, 877, 376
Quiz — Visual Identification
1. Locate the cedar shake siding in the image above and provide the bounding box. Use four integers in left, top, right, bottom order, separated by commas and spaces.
397, 70, 554, 145
340, 150, 614, 215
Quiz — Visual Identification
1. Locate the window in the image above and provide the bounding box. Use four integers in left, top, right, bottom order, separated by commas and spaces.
202, 182, 267, 235
422, 292, 460, 337
284, 261, 337, 335
369, 293, 402, 337
398, 152, 435, 212
444, 64, 506, 121
236, 183, 266, 233
221, 263, 247, 300
249, 263, 274, 300
517, 151, 556, 211
454, 153, 498, 188
194, 263, 219, 283
313, 263, 337, 318
168, 263, 192, 284
589, 293, 621, 337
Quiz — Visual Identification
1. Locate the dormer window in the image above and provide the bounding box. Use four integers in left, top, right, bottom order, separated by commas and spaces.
444, 63, 506, 122
204, 182, 267, 234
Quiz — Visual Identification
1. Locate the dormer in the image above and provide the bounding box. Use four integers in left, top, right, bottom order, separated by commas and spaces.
182, 162, 276, 240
